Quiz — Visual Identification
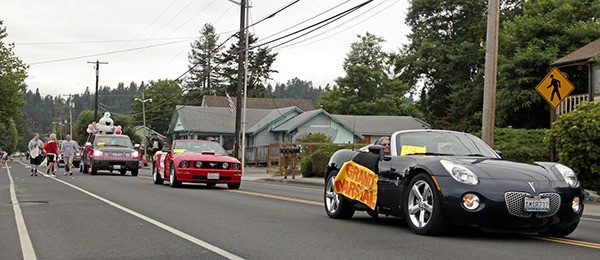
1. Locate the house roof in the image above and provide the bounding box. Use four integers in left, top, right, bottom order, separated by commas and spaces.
201, 95, 315, 111
173, 106, 272, 134
272, 109, 364, 139
132, 126, 167, 139
332, 115, 431, 136
172, 105, 303, 134
552, 38, 600, 67
245, 106, 303, 134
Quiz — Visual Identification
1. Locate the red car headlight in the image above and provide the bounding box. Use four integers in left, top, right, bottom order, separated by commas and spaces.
232, 163, 240, 170
222, 162, 229, 169
195, 161, 203, 168
180, 161, 190, 168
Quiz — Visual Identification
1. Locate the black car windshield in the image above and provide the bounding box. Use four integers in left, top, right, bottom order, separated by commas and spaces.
94, 135, 133, 148
395, 131, 499, 158
173, 141, 226, 154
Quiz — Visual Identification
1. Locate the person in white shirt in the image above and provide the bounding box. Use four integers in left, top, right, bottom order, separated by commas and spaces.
28, 133, 44, 176
61, 134, 80, 175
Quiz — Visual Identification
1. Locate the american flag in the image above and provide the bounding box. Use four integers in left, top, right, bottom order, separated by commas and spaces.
226, 93, 235, 113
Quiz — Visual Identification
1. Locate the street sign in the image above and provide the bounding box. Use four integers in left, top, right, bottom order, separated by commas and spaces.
535, 67, 575, 109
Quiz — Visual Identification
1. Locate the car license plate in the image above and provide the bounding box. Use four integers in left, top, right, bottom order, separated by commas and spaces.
207, 173, 219, 179
113, 165, 121, 170
524, 197, 550, 212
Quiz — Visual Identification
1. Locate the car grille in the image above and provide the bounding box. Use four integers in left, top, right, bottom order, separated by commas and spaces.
195, 162, 225, 169
192, 176, 232, 180
108, 152, 129, 157
504, 192, 561, 218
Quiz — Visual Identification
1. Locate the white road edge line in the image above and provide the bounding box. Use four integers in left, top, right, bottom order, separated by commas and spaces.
6, 162, 37, 260
15, 161, 243, 260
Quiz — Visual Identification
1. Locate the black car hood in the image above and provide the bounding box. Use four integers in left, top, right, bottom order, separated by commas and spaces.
452, 158, 559, 182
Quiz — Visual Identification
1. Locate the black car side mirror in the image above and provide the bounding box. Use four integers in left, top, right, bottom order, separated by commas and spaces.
368, 145, 385, 161
494, 150, 503, 158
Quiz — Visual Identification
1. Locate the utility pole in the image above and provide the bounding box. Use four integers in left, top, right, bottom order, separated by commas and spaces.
87, 60, 108, 122
67, 94, 74, 137
233, 0, 247, 159
135, 92, 152, 158
60, 94, 75, 137
481, 0, 500, 148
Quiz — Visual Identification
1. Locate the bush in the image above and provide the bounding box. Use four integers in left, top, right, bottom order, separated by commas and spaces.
546, 102, 600, 192
300, 144, 361, 178
493, 128, 550, 163
297, 133, 332, 143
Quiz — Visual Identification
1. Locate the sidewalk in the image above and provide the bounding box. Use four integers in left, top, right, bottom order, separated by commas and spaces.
242, 166, 600, 218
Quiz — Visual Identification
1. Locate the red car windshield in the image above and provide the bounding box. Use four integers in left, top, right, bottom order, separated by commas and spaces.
173, 141, 226, 154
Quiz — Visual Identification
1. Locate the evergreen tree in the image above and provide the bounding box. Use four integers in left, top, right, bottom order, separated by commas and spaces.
185, 23, 223, 103
219, 33, 278, 98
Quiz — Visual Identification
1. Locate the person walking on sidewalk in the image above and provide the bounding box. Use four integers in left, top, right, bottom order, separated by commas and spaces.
61, 134, 79, 175
28, 133, 44, 176
43, 133, 59, 177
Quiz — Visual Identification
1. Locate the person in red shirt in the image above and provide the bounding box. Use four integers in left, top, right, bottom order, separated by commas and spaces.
44, 133, 59, 177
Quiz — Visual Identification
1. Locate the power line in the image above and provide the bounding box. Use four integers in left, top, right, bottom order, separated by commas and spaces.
274, 0, 396, 51
15, 36, 196, 45
258, 0, 350, 42
112, 0, 179, 51
28, 39, 190, 66
249, 0, 373, 51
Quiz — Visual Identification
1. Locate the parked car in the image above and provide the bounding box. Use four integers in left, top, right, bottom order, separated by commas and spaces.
152, 140, 242, 189
81, 134, 140, 176
324, 129, 584, 237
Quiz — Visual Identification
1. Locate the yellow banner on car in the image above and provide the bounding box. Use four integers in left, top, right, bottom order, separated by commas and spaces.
334, 161, 378, 210
401, 145, 426, 156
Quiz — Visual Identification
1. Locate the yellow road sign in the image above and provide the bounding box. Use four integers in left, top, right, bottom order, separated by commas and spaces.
535, 67, 575, 109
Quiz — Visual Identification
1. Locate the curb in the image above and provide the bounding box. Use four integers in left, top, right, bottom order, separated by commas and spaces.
260, 177, 324, 187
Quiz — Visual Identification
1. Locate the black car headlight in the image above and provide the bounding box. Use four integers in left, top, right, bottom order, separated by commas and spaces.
440, 160, 479, 185
553, 164, 579, 188
180, 161, 190, 168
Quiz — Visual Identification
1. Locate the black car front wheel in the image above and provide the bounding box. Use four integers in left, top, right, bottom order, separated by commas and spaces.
324, 171, 355, 219
404, 173, 449, 235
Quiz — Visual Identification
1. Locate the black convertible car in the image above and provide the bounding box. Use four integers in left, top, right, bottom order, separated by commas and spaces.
324, 130, 584, 236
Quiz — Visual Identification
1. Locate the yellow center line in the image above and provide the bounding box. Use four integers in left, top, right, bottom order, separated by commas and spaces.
531, 236, 600, 249
228, 190, 323, 206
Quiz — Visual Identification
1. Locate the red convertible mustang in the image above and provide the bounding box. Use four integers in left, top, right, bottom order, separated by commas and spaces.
152, 140, 242, 189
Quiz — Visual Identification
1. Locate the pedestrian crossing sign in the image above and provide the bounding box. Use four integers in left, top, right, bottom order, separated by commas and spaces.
535, 67, 575, 109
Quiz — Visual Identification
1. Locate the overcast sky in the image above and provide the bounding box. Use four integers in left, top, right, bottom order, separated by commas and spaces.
1, 0, 410, 97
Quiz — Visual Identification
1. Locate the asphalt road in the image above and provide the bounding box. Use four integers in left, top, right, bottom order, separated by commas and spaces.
2, 160, 600, 260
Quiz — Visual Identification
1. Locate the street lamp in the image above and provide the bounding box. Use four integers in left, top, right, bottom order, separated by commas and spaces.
135, 94, 152, 157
